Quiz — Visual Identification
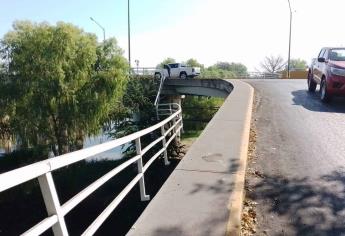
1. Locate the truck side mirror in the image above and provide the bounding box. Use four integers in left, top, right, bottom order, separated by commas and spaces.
318, 57, 326, 63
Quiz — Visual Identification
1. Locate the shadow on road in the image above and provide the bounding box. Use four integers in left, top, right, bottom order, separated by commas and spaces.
250, 170, 345, 235
291, 89, 345, 113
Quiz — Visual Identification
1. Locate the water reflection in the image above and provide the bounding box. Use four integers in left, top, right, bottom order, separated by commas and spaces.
0, 133, 126, 161
83, 134, 125, 161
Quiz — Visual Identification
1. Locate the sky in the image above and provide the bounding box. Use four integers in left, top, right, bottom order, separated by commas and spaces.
2, 0, 345, 70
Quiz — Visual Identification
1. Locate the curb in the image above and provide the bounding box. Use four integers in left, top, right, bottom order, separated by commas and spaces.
225, 81, 254, 235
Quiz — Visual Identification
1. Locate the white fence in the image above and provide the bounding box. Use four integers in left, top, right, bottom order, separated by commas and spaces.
0, 103, 183, 236
233, 72, 282, 79
130, 67, 160, 76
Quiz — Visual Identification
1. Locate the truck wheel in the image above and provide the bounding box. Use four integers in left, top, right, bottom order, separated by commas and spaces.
179, 72, 187, 79
307, 72, 317, 92
320, 78, 331, 103
154, 73, 162, 79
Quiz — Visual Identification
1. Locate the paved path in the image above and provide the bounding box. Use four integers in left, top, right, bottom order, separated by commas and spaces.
245, 79, 345, 236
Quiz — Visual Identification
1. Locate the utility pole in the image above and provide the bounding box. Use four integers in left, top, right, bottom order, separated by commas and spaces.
287, 0, 292, 79
90, 17, 105, 42
128, 0, 131, 71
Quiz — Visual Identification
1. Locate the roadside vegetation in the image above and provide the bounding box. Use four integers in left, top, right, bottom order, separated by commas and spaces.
0, 21, 128, 159
182, 95, 224, 137
180, 95, 224, 149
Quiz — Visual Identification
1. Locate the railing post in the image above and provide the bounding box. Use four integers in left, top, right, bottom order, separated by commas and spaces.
177, 116, 181, 142
169, 104, 172, 115
135, 138, 150, 201
156, 105, 159, 121
172, 117, 178, 143
160, 125, 170, 165
38, 172, 68, 236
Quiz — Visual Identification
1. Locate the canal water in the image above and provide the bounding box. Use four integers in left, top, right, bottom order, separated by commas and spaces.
0, 133, 126, 161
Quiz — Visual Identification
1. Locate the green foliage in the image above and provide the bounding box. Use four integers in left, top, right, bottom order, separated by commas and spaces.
182, 96, 224, 131
185, 58, 204, 68
213, 62, 248, 75
200, 67, 236, 79
157, 57, 176, 68
122, 76, 157, 125
0, 21, 128, 156
200, 61, 248, 79
108, 76, 159, 155
181, 130, 202, 139
289, 58, 307, 70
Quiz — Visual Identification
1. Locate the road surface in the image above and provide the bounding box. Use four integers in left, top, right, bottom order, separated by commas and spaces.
245, 79, 345, 236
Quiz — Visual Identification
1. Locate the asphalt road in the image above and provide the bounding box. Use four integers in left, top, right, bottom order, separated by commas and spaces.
245, 79, 345, 236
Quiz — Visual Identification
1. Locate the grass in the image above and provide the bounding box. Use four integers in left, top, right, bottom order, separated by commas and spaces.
181, 129, 203, 139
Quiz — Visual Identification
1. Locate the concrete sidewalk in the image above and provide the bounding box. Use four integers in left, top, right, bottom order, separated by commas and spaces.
127, 80, 253, 236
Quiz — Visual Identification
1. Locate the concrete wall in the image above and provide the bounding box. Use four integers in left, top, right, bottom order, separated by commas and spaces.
161, 79, 234, 98
281, 70, 308, 79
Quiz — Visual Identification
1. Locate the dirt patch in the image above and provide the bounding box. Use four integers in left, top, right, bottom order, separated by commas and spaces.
241, 97, 259, 236
181, 137, 196, 150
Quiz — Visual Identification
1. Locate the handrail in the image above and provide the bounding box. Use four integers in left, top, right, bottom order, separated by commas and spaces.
154, 74, 165, 106
0, 103, 183, 236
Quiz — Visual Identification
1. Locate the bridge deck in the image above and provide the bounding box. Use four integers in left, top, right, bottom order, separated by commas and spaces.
128, 80, 253, 236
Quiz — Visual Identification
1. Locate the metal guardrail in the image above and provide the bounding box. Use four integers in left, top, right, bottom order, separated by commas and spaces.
131, 67, 161, 76
233, 72, 282, 79
154, 74, 165, 106
130, 69, 284, 80
156, 103, 180, 118
0, 103, 183, 236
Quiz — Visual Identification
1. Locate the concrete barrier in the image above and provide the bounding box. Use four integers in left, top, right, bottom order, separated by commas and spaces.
162, 79, 233, 98
281, 70, 308, 79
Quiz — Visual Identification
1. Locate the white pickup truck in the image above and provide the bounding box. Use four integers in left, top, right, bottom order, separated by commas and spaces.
154, 63, 201, 79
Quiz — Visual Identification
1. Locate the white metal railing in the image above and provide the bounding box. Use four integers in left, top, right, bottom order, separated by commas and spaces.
234, 72, 282, 79
0, 103, 183, 236
156, 103, 180, 118
154, 73, 166, 106
130, 67, 163, 77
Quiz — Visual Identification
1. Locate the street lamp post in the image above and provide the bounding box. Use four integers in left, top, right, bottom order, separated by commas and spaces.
128, 0, 131, 71
90, 17, 105, 42
287, 0, 292, 79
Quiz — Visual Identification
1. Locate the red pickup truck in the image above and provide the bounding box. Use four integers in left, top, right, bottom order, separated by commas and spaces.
308, 47, 345, 102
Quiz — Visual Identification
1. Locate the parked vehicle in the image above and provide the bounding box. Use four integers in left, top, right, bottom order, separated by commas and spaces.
308, 47, 345, 102
154, 63, 200, 79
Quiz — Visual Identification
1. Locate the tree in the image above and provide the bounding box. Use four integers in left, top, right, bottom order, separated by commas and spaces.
185, 58, 204, 69
157, 57, 176, 68
200, 67, 235, 79
0, 21, 128, 156
212, 62, 247, 75
289, 58, 307, 70
182, 96, 223, 131
108, 75, 161, 156
260, 55, 286, 73
213, 62, 231, 71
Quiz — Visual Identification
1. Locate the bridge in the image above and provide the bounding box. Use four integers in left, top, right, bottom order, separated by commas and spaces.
1, 78, 344, 235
